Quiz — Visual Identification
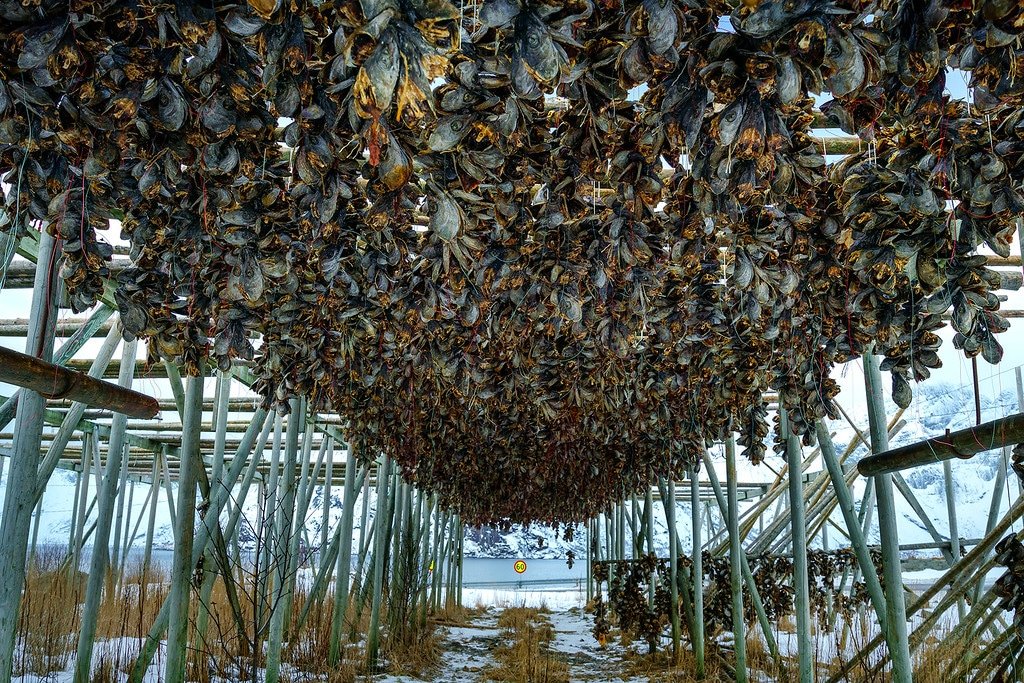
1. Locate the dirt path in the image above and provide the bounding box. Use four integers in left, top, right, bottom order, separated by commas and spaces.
378, 607, 647, 682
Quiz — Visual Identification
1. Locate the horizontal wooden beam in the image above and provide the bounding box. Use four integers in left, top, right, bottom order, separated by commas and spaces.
858, 412, 1024, 476
49, 397, 262, 412
0, 346, 158, 419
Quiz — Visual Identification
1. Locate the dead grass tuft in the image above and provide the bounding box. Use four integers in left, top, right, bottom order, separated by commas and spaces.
488, 607, 569, 683
14, 547, 82, 677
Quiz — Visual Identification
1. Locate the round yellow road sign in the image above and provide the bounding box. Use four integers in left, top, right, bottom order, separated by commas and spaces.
514, 560, 527, 574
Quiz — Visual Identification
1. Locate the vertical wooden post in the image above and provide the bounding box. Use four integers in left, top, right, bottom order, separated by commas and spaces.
631, 495, 640, 557
195, 371, 232, 648
863, 354, 913, 683
418, 493, 433, 627
110, 439, 131, 574
160, 446, 177, 530
0, 231, 59, 682
282, 411, 314, 635
164, 373, 204, 683
260, 413, 285, 599
586, 518, 593, 604
266, 398, 303, 683
126, 408, 271, 683
942, 459, 965, 618
71, 436, 92, 571
329, 442, 359, 664
73, 339, 138, 683
644, 484, 656, 606
389, 478, 408, 626
322, 441, 333, 554
690, 467, 705, 679
782, 408, 813, 683
616, 502, 622, 563
430, 507, 445, 611
120, 480, 149, 577
367, 457, 393, 670
209, 372, 231, 498
815, 421, 889, 634
726, 436, 747, 682
456, 514, 464, 607
67, 463, 82, 558
702, 449, 780, 660
664, 477, 681, 662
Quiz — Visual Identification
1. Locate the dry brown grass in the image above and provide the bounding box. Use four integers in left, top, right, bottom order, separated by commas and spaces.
15, 550, 176, 679
487, 607, 569, 683
433, 601, 485, 626
96, 559, 169, 641
14, 547, 83, 677
13, 546, 377, 681
619, 639, 733, 682
911, 625, 979, 683
385, 624, 442, 677
744, 631, 803, 682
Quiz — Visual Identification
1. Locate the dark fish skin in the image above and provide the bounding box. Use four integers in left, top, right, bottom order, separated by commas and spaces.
0, 0, 1014, 526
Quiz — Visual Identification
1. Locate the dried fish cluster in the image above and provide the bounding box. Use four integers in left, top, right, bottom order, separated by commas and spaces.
994, 533, 1024, 633
3, 0, 1024, 524
591, 548, 878, 648
1011, 443, 1024, 484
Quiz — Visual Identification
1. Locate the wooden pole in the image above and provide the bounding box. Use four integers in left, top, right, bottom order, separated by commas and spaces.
128, 407, 272, 682
691, 468, 705, 679
644, 483, 656, 606
456, 514, 464, 607
267, 397, 303, 683
664, 477, 681, 662
27, 496, 42, 567
942, 459, 965, 619
863, 354, 912, 683
66, 462, 82, 561
282, 409, 314, 636
71, 435, 92, 571
120, 480, 150, 577
417, 493, 433, 628
0, 344, 157, 418
329, 442, 360, 664
195, 372, 232, 648
32, 323, 121, 505
701, 450, 780, 660
0, 230, 59, 682
0, 304, 116, 434
367, 457, 392, 670
726, 436, 747, 681
109, 434, 131, 573
815, 421, 888, 634
586, 518, 593, 604
827, 496, 1024, 683
322, 441, 333, 554
783, 408, 814, 683
164, 373, 204, 682
859, 411, 1024, 476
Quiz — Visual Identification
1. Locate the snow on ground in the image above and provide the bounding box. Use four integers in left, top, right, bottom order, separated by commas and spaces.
14, 638, 166, 683
11, 578, 1001, 683
461, 587, 586, 611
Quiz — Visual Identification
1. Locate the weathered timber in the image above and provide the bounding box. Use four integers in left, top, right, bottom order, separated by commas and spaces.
858, 412, 1024, 476
0, 345, 158, 418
